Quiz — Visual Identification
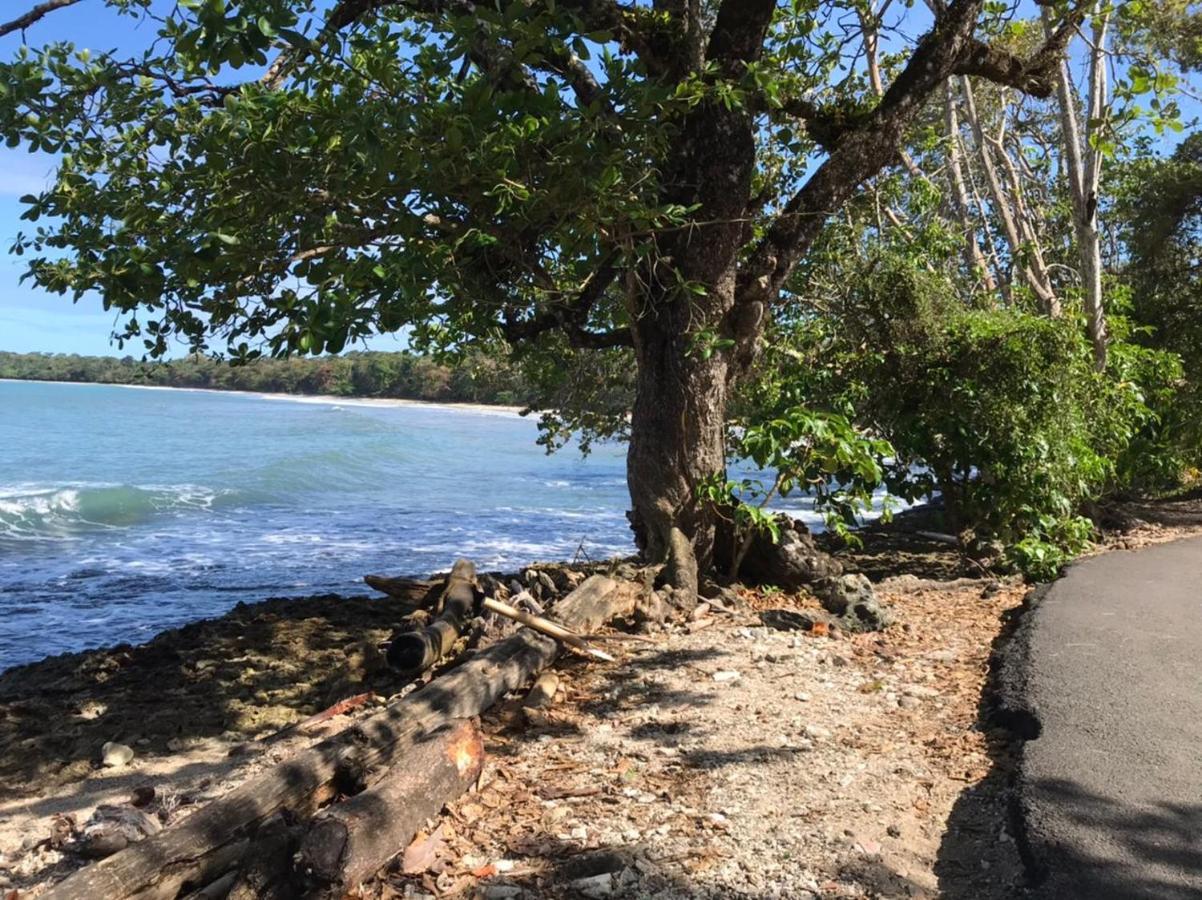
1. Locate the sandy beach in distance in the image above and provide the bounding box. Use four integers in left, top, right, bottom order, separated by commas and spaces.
0, 377, 527, 417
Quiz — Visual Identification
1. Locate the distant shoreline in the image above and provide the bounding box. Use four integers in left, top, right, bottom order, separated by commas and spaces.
0, 377, 526, 417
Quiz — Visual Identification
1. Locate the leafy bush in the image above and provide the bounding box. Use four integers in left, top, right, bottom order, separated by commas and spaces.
770, 252, 1188, 579
702, 407, 893, 577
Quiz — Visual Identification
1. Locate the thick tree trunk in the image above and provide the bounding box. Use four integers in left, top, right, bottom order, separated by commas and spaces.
625, 96, 757, 597
627, 325, 731, 598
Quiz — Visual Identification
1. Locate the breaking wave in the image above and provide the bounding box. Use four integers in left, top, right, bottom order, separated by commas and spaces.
0, 484, 231, 543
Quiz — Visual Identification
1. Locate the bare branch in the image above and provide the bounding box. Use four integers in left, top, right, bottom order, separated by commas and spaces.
953, 3, 1089, 98
0, 0, 81, 39
501, 259, 631, 349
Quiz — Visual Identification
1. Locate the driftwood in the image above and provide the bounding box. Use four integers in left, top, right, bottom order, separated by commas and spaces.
225, 812, 301, 900
41, 574, 631, 900
295, 719, 484, 898
387, 559, 479, 671
362, 574, 440, 604
482, 597, 614, 662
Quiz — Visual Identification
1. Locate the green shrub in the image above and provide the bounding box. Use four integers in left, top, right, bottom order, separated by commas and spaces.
774, 253, 1184, 579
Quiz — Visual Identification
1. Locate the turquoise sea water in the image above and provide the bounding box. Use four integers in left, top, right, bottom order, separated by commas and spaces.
0, 380, 642, 670
0, 379, 880, 671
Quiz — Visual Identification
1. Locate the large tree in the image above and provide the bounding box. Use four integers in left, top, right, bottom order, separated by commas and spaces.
0, 0, 1085, 595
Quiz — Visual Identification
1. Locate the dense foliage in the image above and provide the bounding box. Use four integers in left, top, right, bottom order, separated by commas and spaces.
0, 350, 530, 405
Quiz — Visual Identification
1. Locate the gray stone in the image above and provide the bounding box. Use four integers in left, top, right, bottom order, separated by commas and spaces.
100, 741, 135, 768
817, 574, 892, 631
571, 873, 615, 898
482, 886, 524, 900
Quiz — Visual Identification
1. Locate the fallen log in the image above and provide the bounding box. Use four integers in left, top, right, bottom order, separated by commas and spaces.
362, 574, 440, 604
482, 597, 614, 661
40, 574, 631, 900
225, 812, 301, 900
295, 718, 484, 898
386, 558, 478, 671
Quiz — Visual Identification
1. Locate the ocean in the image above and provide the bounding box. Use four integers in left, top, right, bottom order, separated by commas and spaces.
0, 380, 646, 670
0, 379, 863, 671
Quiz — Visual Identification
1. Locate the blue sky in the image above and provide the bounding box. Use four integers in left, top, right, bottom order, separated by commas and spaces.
0, 2, 135, 355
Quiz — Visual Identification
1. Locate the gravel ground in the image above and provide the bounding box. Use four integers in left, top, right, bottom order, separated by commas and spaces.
372, 575, 1031, 900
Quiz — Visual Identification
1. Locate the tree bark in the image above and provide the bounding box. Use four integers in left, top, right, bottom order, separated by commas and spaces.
626, 96, 758, 597
294, 719, 485, 898
1045, 4, 1109, 371
959, 76, 1061, 315
943, 79, 999, 293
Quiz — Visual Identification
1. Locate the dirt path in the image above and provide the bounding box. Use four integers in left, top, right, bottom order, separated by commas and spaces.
366, 576, 1029, 900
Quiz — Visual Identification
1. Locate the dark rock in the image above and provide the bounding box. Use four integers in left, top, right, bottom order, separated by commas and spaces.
760, 608, 833, 632
78, 829, 129, 859
734, 517, 843, 590
816, 573, 892, 631
632, 591, 672, 626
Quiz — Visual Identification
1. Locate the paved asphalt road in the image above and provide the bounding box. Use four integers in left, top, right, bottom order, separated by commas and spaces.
1005, 536, 1202, 899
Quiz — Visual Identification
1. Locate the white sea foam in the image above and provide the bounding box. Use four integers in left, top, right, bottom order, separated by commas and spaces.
0, 483, 230, 542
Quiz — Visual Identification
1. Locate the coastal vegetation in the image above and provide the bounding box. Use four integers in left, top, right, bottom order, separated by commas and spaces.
3, 3, 1202, 897
0, 349, 531, 405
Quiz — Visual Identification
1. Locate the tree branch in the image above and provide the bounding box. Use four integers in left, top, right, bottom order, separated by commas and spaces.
737, 0, 1090, 321
325, 0, 668, 75
500, 259, 631, 349
0, 0, 81, 39
952, 3, 1089, 98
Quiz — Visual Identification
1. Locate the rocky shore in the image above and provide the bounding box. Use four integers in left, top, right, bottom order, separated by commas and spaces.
2, 502, 1199, 898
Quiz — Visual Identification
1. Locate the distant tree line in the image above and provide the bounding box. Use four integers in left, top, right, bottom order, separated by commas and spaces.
0, 350, 531, 406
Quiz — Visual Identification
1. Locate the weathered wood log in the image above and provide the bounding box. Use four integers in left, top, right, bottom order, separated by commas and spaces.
295, 719, 484, 898
40, 574, 630, 900
362, 574, 440, 604
481, 597, 614, 661
386, 558, 478, 671
225, 812, 302, 900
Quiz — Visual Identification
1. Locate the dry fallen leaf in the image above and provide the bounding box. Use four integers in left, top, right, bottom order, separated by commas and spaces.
401, 823, 447, 875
